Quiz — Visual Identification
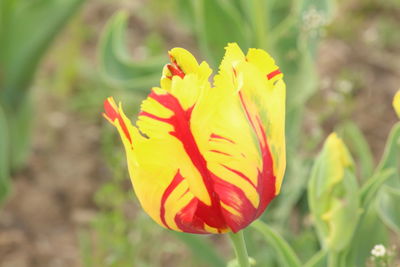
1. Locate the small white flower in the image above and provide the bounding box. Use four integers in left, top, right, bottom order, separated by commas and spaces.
371, 244, 386, 257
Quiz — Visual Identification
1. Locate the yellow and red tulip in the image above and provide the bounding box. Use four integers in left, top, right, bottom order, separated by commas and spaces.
103, 43, 286, 234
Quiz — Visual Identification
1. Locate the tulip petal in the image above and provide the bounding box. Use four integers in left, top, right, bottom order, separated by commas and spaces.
103, 97, 136, 150
214, 43, 286, 194
189, 46, 285, 232
160, 47, 212, 91
246, 48, 283, 83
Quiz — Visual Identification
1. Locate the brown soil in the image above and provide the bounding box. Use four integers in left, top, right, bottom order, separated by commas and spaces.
0, 93, 106, 267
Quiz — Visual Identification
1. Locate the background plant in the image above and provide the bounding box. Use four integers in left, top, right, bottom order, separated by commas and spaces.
0, 0, 84, 202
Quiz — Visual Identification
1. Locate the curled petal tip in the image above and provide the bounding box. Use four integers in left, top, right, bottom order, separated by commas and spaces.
103, 97, 132, 144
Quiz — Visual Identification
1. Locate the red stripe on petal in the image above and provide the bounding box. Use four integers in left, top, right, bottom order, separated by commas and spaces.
175, 198, 208, 234
221, 164, 257, 189
160, 171, 185, 229
166, 53, 186, 79
104, 98, 132, 144
139, 111, 170, 123
254, 116, 276, 218
212, 173, 257, 233
210, 133, 235, 144
210, 150, 232, 156
238, 92, 276, 218
167, 64, 185, 79
267, 69, 282, 80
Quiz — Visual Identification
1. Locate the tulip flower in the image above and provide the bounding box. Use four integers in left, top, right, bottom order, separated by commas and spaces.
103, 43, 286, 234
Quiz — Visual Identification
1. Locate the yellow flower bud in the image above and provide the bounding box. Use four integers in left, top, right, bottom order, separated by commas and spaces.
393, 90, 400, 119
308, 133, 360, 251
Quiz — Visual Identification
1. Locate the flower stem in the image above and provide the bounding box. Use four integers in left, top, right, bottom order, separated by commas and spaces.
328, 252, 339, 267
228, 231, 250, 267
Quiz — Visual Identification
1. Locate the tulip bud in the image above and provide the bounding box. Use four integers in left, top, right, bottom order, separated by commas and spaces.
393, 90, 400, 119
308, 133, 360, 251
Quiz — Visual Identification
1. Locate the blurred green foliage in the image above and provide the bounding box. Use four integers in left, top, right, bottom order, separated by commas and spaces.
0, 0, 84, 202
0, 106, 9, 203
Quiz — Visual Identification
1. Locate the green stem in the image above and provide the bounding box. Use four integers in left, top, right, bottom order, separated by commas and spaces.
251, 220, 302, 267
253, 0, 267, 49
241, 0, 267, 49
328, 252, 339, 267
191, 0, 215, 67
269, 0, 301, 43
228, 231, 250, 267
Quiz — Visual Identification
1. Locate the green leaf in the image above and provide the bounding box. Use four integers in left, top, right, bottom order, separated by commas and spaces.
378, 185, 400, 234
98, 11, 165, 92
0, 0, 85, 109
337, 122, 374, 180
374, 122, 400, 188
0, 105, 10, 203
343, 207, 388, 267
267, 0, 296, 31
251, 220, 302, 267
359, 169, 394, 209
192, 0, 249, 67
172, 232, 226, 267
8, 97, 33, 171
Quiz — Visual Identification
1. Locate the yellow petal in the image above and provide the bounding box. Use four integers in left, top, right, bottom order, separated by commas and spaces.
319, 133, 354, 194
103, 97, 138, 152
160, 47, 212, 91
246, 48, 283, 83
213, 43, 286, 194
190, 44, 285, 230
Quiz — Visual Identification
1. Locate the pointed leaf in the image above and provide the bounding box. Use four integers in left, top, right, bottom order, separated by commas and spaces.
98, 11, 164, 92
359, 169, 394, 209
378, 186, 400, 234
375, 122, 400, 188
251, 220, 302, 267
0, 0, 84, 108
337, 121, 374, 180
192, 0, 248, 67
344, 207, 388, 266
